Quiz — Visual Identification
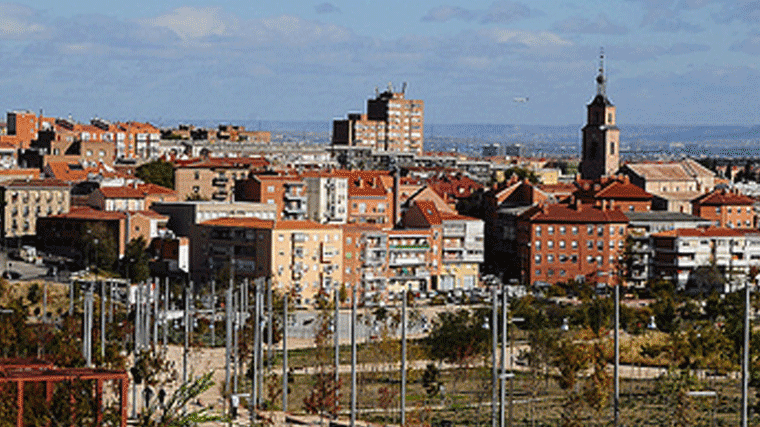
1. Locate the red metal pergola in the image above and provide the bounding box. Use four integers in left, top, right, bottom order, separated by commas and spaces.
0, 358, 129, 427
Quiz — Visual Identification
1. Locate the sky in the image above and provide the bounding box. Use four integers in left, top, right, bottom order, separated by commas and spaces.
0, 1, 759, 126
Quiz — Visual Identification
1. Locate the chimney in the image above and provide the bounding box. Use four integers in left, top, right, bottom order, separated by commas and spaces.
575, 199, 582, 211
542, 203, 549, 215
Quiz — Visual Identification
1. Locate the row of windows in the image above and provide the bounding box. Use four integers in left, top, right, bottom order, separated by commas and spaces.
535, 239, 624, 250
534, 224, 625, 237
535, 254, 615, 265
719, 206, 753, 214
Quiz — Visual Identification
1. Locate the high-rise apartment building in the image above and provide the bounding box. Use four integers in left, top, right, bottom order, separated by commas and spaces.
332, 84, 424, 156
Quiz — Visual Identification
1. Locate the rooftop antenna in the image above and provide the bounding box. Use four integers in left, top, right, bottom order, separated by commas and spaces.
596, 47, 606, 98
401, 82, 407, 94
387, 82, 393, 92
375, 86, 379, 97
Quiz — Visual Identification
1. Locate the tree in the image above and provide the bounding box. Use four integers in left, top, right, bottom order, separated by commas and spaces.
124, 237, 151, 283
303, 291, 341, 420
424, 309, 490, 366
136, 159, 175, 189
132, 371, 226, 426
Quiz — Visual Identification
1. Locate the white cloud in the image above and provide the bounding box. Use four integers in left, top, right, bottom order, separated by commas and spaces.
483, 28, 572, 48
0, 3, 45, 39
247, 15, 354, 46
141, 7, 234, 42
553, 13, 629, 35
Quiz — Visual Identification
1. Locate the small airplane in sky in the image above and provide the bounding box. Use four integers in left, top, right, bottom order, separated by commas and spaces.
513, 97, 529, 103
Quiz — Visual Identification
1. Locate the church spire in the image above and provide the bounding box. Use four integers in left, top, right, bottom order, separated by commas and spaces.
596, 47, 606, 98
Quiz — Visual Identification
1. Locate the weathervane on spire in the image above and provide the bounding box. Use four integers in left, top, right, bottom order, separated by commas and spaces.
596, 47, 606, 97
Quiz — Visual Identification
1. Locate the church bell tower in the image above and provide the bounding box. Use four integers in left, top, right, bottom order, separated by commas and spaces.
580, 49, 620, 180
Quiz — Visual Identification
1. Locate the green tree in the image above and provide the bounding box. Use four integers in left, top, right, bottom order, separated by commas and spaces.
136, 159, 175, 189
124, 237, 151, 283
132, 372, 226, 426
424, 309, 490, 366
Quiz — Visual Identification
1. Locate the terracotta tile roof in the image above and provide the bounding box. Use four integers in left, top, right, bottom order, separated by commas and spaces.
136, 183, 177, 196
624, 163, 694, 181
653, 227, 756, 238
440, 212, 480, 221
201, 217, 276, 228
274, 220, 341, 230
4, 178, 69, 188
692, 189, 755, 206
99, 186, 145, 199
127, 210, 169, 220
574, 180, 653, 201
519, 203, 630, 224
414, 200, 442, 225
176, 157, 269, 169
0, 169, 39, 179
51, 206, 126, 220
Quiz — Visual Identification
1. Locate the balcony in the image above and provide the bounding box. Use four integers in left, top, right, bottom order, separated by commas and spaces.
212, 191, 228, 201
284, 192, 307, 201
443, 227, 466, 237
283, 204, 306, 214
388, 244, 429, 251
390, 267, 430, 279
389, 256, 425, 266
212, 177, 228, 186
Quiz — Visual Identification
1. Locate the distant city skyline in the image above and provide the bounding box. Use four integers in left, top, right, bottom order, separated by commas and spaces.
1, 1, 759, 126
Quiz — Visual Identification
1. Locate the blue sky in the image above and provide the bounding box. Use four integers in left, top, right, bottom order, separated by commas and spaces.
1, 1, 759, 126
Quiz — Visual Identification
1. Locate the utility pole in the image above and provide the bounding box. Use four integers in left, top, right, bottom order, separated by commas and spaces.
163, 277, 169, 352
282, 291, 288, 413
101, 279, 106, 362
252, 279, 259, 416
350, 284, 357, 427
210, 279, 216, 347
401, 287, 407, 427
742, 281, 750, 427
614, 282, 620, 427
268, 278, 273, 366
225, 286, 232, 421
491, 285, 498, 427
335, 286, 340, 409
153, 279, 159, 348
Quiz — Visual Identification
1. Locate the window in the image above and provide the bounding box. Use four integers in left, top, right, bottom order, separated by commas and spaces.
597, 226, 604, 236
560, 269, 566, 276
548, 226, 554, 235
596, 255, 603, 264
597, 240, 604, 250
610, 240, 615, 248
560, 226, 566, 235
587, 225, 594, 234
535, 269, 541, 276
728, 207, 732, 214
268, 185, 275, 193
716, 207, 721, 214
535, 226, 542, 237
572, 241, 578, 249
587, 241, 593, 249
534, 254, 541, 265
572, 226, 578, 235
629, 205, 634, 212
619, 226, 625, 235
267, 199, 274, 204
559, 254, 568, 263
559, 240, 566, 249
358, 203, 366, 213
610, 226, 616, 235
535, 241, 541, 250
547, 269, 554, 276
193, 186, 199, 193
547, 241, 554, 249
571, 255, 578, 263
547, 254, 554, 263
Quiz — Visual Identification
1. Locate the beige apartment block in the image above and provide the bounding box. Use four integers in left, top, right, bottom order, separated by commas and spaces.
1, 178, 71, 241
200, 218, 343, 306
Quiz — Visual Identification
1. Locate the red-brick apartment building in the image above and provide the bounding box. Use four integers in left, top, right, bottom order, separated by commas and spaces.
691, 188, 756, 228
517, 199, 629, 286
